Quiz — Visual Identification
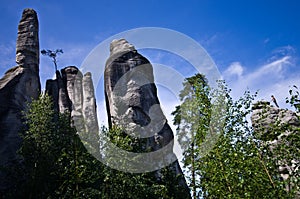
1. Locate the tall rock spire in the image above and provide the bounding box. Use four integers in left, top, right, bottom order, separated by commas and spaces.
104, 39, 191, 197
16, 8, 39, 73
0, 8, 40, 192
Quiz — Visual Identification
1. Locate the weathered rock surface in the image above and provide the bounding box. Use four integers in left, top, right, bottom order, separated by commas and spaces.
251, 101, 299, 193
82, 72, 98, 136
251, 101, 299, 139
46, 66, 99, 154
16, 8, 39, 73
104, 39, 190, 196
0, 8, 40, 191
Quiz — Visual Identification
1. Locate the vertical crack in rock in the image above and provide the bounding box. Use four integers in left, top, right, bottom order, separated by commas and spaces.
45, 66, 99, 157
0, 8, 40, 191
104, 39, 190, 195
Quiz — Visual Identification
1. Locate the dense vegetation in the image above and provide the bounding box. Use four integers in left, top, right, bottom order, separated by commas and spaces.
172, 74, 299, 198
3, 94, 188, 199
2, 74, 299, 198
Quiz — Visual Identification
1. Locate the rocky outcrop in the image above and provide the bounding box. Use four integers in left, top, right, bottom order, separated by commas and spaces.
46, 66, 99, 155
104, 39, 190, 196
251, 101, 299, 194
251, 101, 299, 140
0, 8, 40, 191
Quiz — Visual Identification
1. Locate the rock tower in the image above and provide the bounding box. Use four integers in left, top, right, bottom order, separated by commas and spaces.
0, 8, 40, 191
104, 39, 190, 196
46, 66, 99, 135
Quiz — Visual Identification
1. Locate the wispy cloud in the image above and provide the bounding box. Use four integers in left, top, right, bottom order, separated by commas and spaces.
222, 47, 299, 109
268, 45, 296, 63
263, 38, 270, 45
0, 41, 16, 72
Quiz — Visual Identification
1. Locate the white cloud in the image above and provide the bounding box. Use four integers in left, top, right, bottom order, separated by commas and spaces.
246, 56, 290, 83
223, 62, 244, 79
223, 54, 299, 109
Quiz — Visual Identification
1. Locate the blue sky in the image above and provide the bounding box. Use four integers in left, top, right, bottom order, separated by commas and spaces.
1, 0, 300, 127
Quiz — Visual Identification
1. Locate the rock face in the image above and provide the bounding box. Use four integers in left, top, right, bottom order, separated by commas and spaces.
104, 39, 190, 195
46, 66, 99, 153
251, 101, 299, 139
0, 8, 40, 190
45, 70, 69, 113
16, 8, 40, 73
251, 101, 299, 193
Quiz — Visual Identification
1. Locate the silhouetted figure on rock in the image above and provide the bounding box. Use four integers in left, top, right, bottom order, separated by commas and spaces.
271, 95, 279, 108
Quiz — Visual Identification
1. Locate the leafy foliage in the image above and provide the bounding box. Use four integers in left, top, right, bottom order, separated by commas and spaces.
286, 85, 300, 112
5, 73, 299, 198
172, 73, 211, 198
173, 74, 299, 198
3, 94, 190, 199
41, 49, 63, 71
100, 126, 191, 199
4, 94, 104, 198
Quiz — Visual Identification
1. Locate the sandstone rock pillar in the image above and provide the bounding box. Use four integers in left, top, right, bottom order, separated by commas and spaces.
16, 8, 40, 73
0, 8, 40, 191
104, 39, 190, 196
45, 66, 99, 153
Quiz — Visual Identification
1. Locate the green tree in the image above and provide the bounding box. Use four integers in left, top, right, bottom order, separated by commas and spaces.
51, 114, 103, 198
5, 93, 191, 199
173, 74, 298, 198
41, 49, 63, 72
286, 85, 300, 112
100, 126, 190, 199
172, 73, 211, 198
196, 87, 289, 198
5, 94, 104, 198
19, 94, 61, 198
